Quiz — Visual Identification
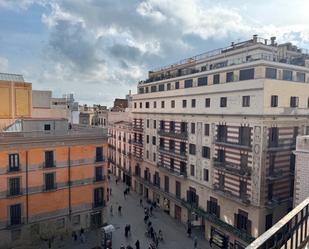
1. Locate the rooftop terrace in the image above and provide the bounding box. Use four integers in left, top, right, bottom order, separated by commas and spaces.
0, 72, 24, 82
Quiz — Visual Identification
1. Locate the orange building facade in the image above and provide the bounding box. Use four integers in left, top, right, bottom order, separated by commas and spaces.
0, 133, 108, 248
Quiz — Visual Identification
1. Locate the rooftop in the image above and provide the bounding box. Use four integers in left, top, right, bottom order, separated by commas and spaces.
0, 72, 24, 82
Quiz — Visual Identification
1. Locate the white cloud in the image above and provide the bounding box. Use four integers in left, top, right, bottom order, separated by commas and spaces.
0, 57, 9, 72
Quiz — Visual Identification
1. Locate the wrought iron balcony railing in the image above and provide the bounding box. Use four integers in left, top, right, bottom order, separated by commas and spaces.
213, 160, 252, 176
157, 162, 187, 178
158, 147, 187, 160
158, 129, 188, 140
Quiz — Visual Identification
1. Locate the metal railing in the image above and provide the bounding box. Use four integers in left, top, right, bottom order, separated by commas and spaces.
213, 160, 252, 176
246, 197, 309, 249
158, 129, 188, 140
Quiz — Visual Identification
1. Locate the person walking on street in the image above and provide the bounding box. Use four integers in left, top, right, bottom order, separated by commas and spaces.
124, 190, 127, 199
135, 240, 140, 249
187, 226, 192, 237
125, 225, 129, 237
140, 198, 143, 207
209, 237, 213, 248
118, 205, 122, 215
193, 236, 198, 249
110, 205, 113, 216
110, 188, 112, 196
150, 205, 153, 216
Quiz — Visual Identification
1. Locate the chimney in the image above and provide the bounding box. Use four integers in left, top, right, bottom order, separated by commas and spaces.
271, 37, 276, 46
253, 34, 258, 43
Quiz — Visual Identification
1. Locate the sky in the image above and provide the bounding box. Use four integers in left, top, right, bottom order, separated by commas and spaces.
0, 0, 309, 106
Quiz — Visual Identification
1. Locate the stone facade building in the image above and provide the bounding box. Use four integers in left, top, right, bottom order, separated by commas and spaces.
109, 36, 309, 248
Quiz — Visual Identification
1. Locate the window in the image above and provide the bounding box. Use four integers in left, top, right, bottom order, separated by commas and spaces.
170, 121, 175, 131
161, 101, 165, 108
153, 120, 156, 129
95, 166, 103, 181
146, 150, 149, 159
139, 102, 142, 108
265, 68, 277, 79
146, 102, 150, 108
169, 140, 175, 151
191, 123, 195, 134
146, 119, 149, 128
134, 102, 137, 109
167, 83, 171, 90
10, 204, 21, 226
9, 154, 19, 172
175, 81, 179, 89
239, 126, 251, 146
170, 158, 174, 171
205, 98, 210, 108
158, 84, 164, 91
217, 125, 227, 142
239, 180, 247, 199
94, 187, 104, 207
219, 174, 225, 188
151, 85, 157, 92
56, 218, 65, 229
181, 122, 187, 133
282, 70, 293, 81
145, 87, 149, 93
152, 136, 156, 145
96, 147, 103, 162
242, 96, 250, 107
204, 124, 210, 136
153, 101, 157, 108
45, 151, 54, 167
240, 68, 255, 81
207, 197, 219, 217
160, 120, 165, 130
164, 176, 169, 192
153, 153, 156, 162
191, 99, 196, 108
296, 72, 305, 82
235, 210, 251, 235
182, 100, 187, 108
226, 72, 234, 82
171, 100, 175, 108
189, 144, 196, 155
139, 88, 144, 94
197, 77, 208, 86
269, 127, 278, 147
146, 135, 149, 144
203, 169, 209, 181
213, 74, 220, 84
9, 177, 21, 196
271, 95, 278, 107
180, 142, 186, 154
202, 146, 210, 159
240, 154, 248, 169
180, 161, 186, 175
190, 164, 195, 176
265, 214, 273, 231
184, 79, 193, 88
44, 124, 51, 131
220, 97, 227, 107
290, 96, 299, 107
159, 138, 164, 148
217, 149, 225, 163
176, 181, 181, 198
45, 173, 56, 191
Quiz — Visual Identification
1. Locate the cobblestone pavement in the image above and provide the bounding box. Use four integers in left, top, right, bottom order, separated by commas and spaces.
40, 176, 211, 249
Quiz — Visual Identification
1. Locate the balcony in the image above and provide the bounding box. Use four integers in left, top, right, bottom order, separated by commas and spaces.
268, 141, 296, 151
133, 126, 143, 133
213, 184, 251, 205
213, 160, 252, 177
43, 161, 56, 168
180, 199, 255, 244
93, 200, 106, 209
132, 140, 143, 147
132, 154, 143, 161
158, 129, 188, 140
215, 140, 252, 150
158, 147, 187, 160
95, 156, 105, 163
7, 189, 22, 197
247, 197, 309, 249
43, 183, 57, 192
266, 169, 285, 181
157, 162, 187, 178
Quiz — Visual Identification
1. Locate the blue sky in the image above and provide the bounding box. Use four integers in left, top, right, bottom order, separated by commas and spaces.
0, 0, 309, 106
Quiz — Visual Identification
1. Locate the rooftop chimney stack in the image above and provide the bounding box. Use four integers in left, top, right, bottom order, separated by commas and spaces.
271, 36, 276, 46
253, 34, 258, 43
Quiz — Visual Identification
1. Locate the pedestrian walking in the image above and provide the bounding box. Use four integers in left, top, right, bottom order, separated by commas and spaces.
140, 198, 143, 207
128, 224, 131, 236
144, 214, 149, 223
187, 226, 192, 237
147, 220, 152, 228
116, 178, 118, 185
150, 205, 153, 216
194, 236, 198, 249
80, 233, 86, 243
72, 231, 77, 241
209, 237, 213, 248
135, 240, 140, 249
125, 225, 129, 237
110, 205, 113, 216
126, 245, 133, 249
118, 205, 122, 215
110, 188, 112, 195
124, 190, 127, 199
120, 244, 125, 249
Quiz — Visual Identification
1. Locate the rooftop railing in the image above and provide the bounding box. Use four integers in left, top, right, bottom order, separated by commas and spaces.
246, 197, 309, 249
